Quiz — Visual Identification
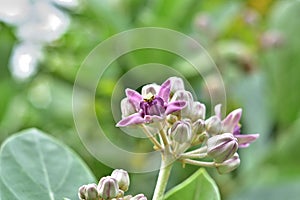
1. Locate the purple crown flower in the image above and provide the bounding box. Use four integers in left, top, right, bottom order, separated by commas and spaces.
214, 104, 259, 148
116, 79, 186, 127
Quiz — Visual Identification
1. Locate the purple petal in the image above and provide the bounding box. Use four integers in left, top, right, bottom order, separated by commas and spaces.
222, 108, 242, 133
125, 88, 143, 109
121, 98, 137, 117
165, 101, 186, 115
235, 133, 259, 148
116, 113, 145, 127
158, 79, 171, 102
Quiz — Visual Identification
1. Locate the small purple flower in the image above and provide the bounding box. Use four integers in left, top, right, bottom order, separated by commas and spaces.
214, 104, 259, 148
116, 79, 186, 127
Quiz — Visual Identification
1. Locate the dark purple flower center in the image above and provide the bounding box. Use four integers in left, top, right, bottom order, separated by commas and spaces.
233, 124, 241, 135
140, 96, 165, 117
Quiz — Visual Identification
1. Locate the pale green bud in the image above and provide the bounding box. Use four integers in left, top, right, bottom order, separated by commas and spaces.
193, 119, 206, 135
205, 116, 222, 135
207, 133, 238, 162
191, 132, 209, 146
111, 169, 130, 192
98, 176, 119, 199
170, 120, 192, 144
117, 189, 124, 198
85, 184, 98, 200
216, 153, 240, 174
167, 114, 178, 124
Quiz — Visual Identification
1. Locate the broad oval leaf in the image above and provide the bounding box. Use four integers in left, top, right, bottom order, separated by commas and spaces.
0, 128, 95, 200
164, 168, 220, 200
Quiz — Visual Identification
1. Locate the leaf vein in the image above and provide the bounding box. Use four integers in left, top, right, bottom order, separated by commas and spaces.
35, 136, 55, 200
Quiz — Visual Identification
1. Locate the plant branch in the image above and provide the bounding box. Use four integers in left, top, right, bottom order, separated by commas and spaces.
141, 124, 162, 150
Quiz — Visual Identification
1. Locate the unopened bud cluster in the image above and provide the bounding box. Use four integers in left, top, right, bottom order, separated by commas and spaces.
78, 169, 147, 200
117, 77, 259, 174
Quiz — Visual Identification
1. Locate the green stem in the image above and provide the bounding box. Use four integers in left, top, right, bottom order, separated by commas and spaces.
184, 146, 207, 155
159, 123, 169, 147
180, 153, 207, 159
181, 158, 215, 167
141, 124, 162, 150
152, 156, 173, 200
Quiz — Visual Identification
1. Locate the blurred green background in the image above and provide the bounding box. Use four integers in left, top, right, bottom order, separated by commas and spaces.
1, 0, 300, 199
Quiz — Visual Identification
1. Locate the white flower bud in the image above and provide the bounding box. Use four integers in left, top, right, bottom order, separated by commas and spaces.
207, 133, 238, 162
78, 185, 86, 200
85, 184, 98, 200
98, 176, 119, 199
216, 153, 240, 174
171, 90, 193, 117
170, 120, 192, 144
111, 169, 130, 192
130, 194, 147, 200
168, 77, 185, 94
205, 116, 222, 135
189, 102, 206, 121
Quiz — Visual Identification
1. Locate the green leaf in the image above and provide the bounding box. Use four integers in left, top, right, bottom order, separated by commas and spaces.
164, 168, 220, 200
0, 128, 95, 200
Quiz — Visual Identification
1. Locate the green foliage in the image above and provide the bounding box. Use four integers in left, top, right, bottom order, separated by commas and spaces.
0, 129, 95, 199
264, 0, 300, 127
164, 168, 220, 200
230, 181, 300, 200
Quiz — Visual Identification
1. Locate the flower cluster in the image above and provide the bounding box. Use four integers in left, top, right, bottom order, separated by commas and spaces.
78, 169, 147, 200
117, 77, 259, 174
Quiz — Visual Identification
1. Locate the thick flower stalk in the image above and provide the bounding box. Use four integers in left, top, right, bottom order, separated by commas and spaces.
115, 76, 259, 200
